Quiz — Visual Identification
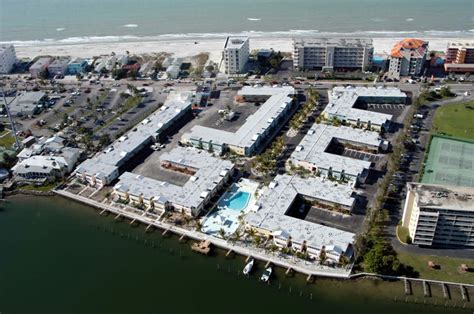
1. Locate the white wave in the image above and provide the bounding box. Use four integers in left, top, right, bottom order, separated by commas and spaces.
123, 24, 138, 28
405, 18, 414, 22
56, 27, 66, 32
2, 29, 472, 47
247, 18, 261, 21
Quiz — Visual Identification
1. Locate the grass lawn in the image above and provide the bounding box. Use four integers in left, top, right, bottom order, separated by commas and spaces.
432, 101, 474, 140
398, 251, 474, 284
20, 182, 57, 192
396, 225, 410, 244
0, 132, 16, 148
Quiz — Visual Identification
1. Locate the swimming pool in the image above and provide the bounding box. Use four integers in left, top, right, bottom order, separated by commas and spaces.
223, 191, 250, 211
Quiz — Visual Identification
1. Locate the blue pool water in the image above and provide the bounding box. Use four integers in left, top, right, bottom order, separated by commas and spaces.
224, 191, 250, 211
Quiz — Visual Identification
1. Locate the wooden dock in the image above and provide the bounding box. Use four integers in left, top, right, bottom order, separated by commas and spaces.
191, 240, 211, 255
404, 278, 412, 295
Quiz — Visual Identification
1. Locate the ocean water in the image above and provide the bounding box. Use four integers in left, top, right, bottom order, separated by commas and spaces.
0, 0, 473, 45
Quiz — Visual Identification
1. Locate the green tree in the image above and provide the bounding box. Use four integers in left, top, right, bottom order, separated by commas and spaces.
363, 242, 401, 275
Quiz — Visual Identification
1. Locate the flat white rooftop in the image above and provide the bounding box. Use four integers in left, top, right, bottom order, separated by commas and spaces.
291, 124, 381, 177
75, 92, 194, 180
224, 36, 249, 50
184, 86, 294, 153
115, 147, 234, 211
408, 182, 474, 212
293, 38, 373, 48
325, 86, 406, 126
245, 174, 355, 252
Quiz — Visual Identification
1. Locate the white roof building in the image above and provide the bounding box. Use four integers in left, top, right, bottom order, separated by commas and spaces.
245, 174, 356, 261
74, 92, 194, 187
324, 86, 406, 129
223, 36, 249, 74
402, 183, 474, 248
290, 124, 382, 181
182, 86, 295, 156
114, 147, 234, 216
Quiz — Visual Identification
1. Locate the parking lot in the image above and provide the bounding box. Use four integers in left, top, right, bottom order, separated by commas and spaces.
342, 148, 380, 162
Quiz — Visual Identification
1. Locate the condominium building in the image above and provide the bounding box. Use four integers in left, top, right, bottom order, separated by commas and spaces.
223, 36, 249, 74
292, 38, 373, 71
113, 147, 235, 217
444, 41, 474, 73
0, 45, 16, 74
324, 86, 407, 131
388, 38, 429, 77
402, 183, 474, 248
67, 58, 88, 75
245, 174, 356, 262
48, 57, 71, 76
29, 57, 53, 78
4, 91, 46, 116
182, 86, 295, 156
290, 124, 382, 183
74, 92, 195, 188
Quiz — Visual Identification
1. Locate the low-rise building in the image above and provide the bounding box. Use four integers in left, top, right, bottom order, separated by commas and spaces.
293, 38, 373, 72
223, 36, 249, 74
29, 57, 53, 78
388, 38, 429, 77
67, 57, 88, 75
12, 147, 81, 183
48, 57, 71, 76
290, 124, 382, 183
165, 58, 183, 79
74, 92, 194, 188
402, 182, 474, 248
0, 45, 16, 74
4, 91, 46, 116
244, 174, 356, 262
182, 86, 295, 156
323, 86, 407, 131
113, 147, 235, 216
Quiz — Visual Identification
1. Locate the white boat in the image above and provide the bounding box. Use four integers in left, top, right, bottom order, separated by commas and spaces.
260, 266, 272, 282
243, 258, 254, 275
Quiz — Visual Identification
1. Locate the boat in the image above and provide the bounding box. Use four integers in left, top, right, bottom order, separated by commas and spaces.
243, 258, 254, 275
260, 266, 272, 282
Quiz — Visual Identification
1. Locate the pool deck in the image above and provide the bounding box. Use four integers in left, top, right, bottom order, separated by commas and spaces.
55, 188, 354, 279
201, 180, 258, 237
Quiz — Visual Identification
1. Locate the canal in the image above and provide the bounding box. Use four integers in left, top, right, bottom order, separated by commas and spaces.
0, 196, 470, 313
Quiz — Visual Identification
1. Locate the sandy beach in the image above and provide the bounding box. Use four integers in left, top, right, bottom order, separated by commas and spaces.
14, 37, 469, 63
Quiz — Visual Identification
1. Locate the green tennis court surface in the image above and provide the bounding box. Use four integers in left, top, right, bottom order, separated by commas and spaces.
421, 135, 474, 187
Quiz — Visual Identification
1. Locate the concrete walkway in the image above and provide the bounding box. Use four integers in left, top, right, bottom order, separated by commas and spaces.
55, 188, 353, 279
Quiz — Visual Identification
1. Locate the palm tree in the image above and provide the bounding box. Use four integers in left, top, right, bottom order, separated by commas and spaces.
319, 246, 327, 265
218, 228, 226, 239
253, 235, 262, 247
300, 240, 307, 253
195, 220, 203, 232
269, 243, 279, 256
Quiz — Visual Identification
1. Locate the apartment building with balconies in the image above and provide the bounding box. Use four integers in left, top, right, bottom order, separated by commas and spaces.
402, 183, 474, 248
292, 38, 373, 71
223, 36, 249, 74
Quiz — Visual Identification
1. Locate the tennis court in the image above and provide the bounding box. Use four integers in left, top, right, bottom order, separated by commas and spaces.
421, 135, 474, 187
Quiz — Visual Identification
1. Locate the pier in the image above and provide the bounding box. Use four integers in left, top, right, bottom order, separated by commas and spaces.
422, 280, 431, 297
442, 283, 450, 299
404, 278, 412, 295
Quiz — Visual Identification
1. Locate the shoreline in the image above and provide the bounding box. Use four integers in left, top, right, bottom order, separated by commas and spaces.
13, 36, 472, 64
